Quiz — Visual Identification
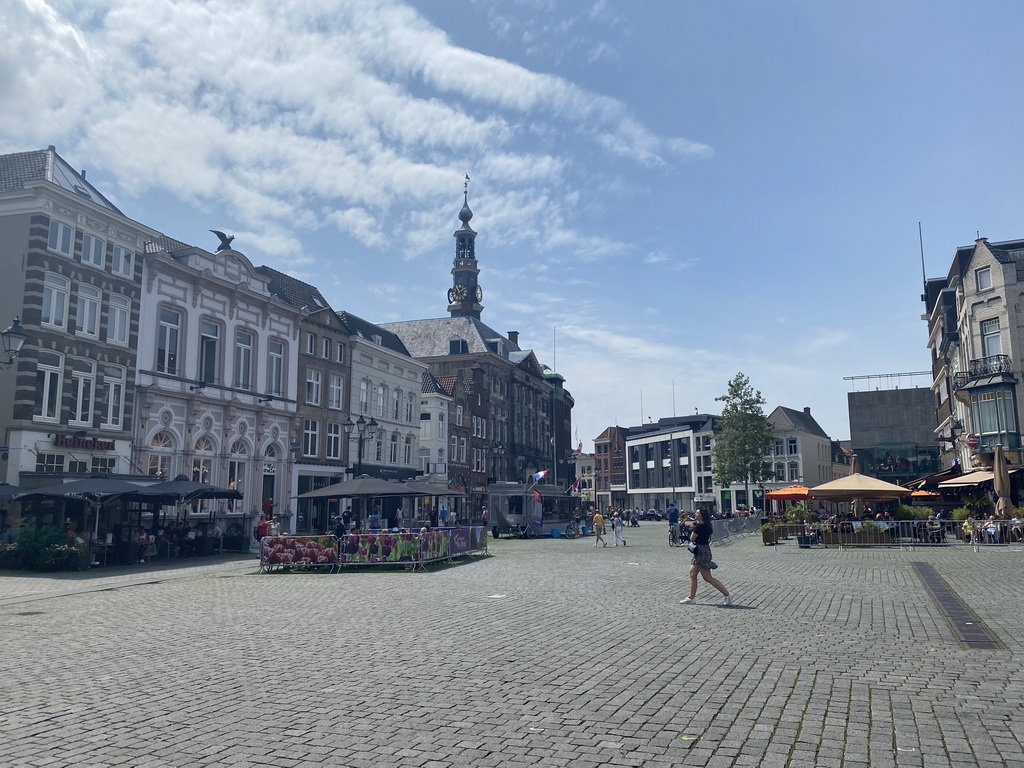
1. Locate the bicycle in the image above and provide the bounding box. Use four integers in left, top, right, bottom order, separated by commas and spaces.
564, 520, 582, 539
668, 522, 684, 547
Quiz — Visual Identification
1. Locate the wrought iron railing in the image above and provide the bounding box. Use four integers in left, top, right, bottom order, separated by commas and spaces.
952, 355, 1013, 391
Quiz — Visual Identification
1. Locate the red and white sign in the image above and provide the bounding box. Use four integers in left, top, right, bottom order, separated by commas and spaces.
965, 434, 979, 449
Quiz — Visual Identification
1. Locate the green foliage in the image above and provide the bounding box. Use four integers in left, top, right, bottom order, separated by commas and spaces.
711, 372, 775, 488
760, 522, 775, 531
893, 504, 917, 520
951, 506, 973, 521
16, 525, 67, 567
785, 502, 813, 523
959, 487, 993, 514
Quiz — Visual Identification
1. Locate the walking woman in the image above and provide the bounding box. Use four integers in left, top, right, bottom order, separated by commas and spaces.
680, 509, 733, 605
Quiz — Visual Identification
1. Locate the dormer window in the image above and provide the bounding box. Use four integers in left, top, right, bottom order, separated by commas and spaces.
976, 267, 992, 291
449, 339, 469, 354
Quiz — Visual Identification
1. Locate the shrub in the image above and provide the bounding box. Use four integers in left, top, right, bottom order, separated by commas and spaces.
15, 525, 67, 568
951, 506, 972, 521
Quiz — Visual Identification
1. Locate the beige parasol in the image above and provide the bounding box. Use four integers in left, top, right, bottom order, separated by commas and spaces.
993, 444, 1013, 517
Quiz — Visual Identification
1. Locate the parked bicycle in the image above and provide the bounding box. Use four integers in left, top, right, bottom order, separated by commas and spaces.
564, 520, 581, 539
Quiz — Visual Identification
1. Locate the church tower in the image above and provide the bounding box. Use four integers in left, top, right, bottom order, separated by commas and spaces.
447, 174, 484, 319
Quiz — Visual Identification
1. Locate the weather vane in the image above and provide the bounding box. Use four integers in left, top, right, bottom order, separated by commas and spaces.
464, 173, 470, 195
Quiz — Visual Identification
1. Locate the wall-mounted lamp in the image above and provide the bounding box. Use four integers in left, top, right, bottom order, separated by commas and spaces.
189, 381, 206, 391
258, 394, 276, 404
1, 317, 28, 368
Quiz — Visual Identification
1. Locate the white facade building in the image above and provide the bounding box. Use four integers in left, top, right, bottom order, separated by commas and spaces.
135, 238, 302, 529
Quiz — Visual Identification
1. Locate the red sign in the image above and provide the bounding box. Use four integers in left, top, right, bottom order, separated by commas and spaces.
966, 434, 979, 449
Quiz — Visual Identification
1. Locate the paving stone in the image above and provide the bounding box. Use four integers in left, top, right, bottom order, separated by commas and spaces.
3, 529, 1024, 767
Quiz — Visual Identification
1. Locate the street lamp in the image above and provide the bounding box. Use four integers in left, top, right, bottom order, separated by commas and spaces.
1, 317, 27, 368
343, 415, 378, 476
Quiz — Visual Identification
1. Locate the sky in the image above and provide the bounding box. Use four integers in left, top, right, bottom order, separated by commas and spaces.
5, 0, 1024, 451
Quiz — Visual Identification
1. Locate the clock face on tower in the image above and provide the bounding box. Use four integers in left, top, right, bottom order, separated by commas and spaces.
448, 284, 468, 302
475, 285, 483, 302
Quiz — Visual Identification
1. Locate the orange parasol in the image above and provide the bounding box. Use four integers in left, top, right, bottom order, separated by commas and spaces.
910, 489, 940, 499
765, 484, 810, 500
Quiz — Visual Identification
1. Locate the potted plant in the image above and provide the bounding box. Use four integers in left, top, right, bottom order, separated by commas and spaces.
761, 522, 778, 545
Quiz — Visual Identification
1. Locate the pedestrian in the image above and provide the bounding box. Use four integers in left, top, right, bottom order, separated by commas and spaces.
440, 506, 449, 526
592, 510, 607, 547
667, 501, 680, 546
680, 508, 733, 606
269, 515, 281, 537
612, 513, 627, 546
255, 512, 270, 542
262, 497, 274, 516
369, 506, 382, 530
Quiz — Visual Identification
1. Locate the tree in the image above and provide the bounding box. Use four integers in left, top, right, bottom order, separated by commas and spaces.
711, 373, 775, 505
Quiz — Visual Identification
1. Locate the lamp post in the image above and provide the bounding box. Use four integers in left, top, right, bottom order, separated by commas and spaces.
0, 317, 27, 368
343, 415, 378, 476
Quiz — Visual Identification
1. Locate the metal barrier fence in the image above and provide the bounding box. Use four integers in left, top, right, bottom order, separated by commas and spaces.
762, 519, 1024, 549
259, 527, 489, 572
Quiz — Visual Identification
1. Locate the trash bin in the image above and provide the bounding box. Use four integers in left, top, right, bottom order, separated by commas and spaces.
551, 528, 561, 538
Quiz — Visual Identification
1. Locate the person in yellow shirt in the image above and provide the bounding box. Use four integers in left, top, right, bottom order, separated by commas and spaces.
591, 510, 607, 547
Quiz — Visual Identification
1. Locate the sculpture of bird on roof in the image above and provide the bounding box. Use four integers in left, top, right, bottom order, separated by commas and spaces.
209, 230, 234, 252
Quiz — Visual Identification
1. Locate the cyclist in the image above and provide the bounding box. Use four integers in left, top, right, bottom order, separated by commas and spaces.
667, 500, 680, 546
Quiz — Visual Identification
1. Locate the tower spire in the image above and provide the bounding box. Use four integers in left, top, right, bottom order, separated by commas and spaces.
447, 173, 482, 319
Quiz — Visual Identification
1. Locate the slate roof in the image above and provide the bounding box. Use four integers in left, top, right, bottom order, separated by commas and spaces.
379, 316, 521, 359
768, 406, 830, 439
338, 311, 411, 357
145, 234, 195, 254
0, 147, 123, 214
254, 266, 332, 311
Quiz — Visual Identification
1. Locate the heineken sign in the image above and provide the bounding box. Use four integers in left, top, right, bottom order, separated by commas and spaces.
54, 433, 116, 451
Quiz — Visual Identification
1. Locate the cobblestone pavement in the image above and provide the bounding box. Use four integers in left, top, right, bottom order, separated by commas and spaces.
2, 525, 1023, 767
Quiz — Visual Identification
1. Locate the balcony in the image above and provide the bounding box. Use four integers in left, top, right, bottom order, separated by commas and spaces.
952, 355, 1015, 393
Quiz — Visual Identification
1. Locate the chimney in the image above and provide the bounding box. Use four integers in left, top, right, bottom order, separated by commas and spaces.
804, 407, 811, 416
507, 330, 519, 345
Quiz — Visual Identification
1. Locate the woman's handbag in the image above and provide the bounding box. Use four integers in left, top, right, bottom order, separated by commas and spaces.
686, 541, 697, 553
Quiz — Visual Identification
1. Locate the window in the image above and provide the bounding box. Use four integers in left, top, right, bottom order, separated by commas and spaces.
112, 246, 133, 277
149, 432, 174, 477
322, 337, 331, 358
328, 375, 343, 409
234, 330, 253, 390
336, 343, 345, 364
157, 308, 180, 374
91, 456, 116, 474
451, 436, 458, 463
775, 462, 785, 481
199, 321, 220, 384
392, 389, 401, 420
48, 220, 73, 256
303, 419, 319, 457
69, 358, 96, 421
359, 380, 369, 413
306, 333, 316, 355
81, 233, 105, 268
42, 273, 70, 329
75, 284, 101, 337
326, 422, 342, 459
788, 438, 798, 455
267, 340, 284, 396
108, 294, 130, 345
192, 436, 214, 484
36, 453, 66, 473
970, 388, 1018, 441
981, 318, 1001, 358
227, 442, 248, 511
374, 438, 383, 462
35, 351, 63, 421
406, 394, 415, 423
456, 405, 464, 426
976, 266, 992, 291
101, 365, 125, 429
306, 369, 322, 405
389, 433, 399, 463
459, 437, 467, 463
376, 385, 386, 418
774, 439, 784, 456
404, 435, 413, 464
788, 462, 800, 482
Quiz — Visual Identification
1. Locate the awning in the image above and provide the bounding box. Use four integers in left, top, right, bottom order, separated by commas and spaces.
938, 470, 994, 488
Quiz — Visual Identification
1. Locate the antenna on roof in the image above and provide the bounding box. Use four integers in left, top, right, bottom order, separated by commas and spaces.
918, 222, 926, 285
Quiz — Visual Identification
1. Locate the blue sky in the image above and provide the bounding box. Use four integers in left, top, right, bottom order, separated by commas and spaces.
5, 0, 1024, 451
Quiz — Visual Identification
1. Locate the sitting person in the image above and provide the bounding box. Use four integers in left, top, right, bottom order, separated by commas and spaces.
984, 515, 1001, 544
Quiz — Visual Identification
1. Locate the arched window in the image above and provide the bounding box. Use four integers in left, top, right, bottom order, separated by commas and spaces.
149, 430, 175, 477
227, 441, 248, 511
193, 436, 215, 484
389, 432, 399, 463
